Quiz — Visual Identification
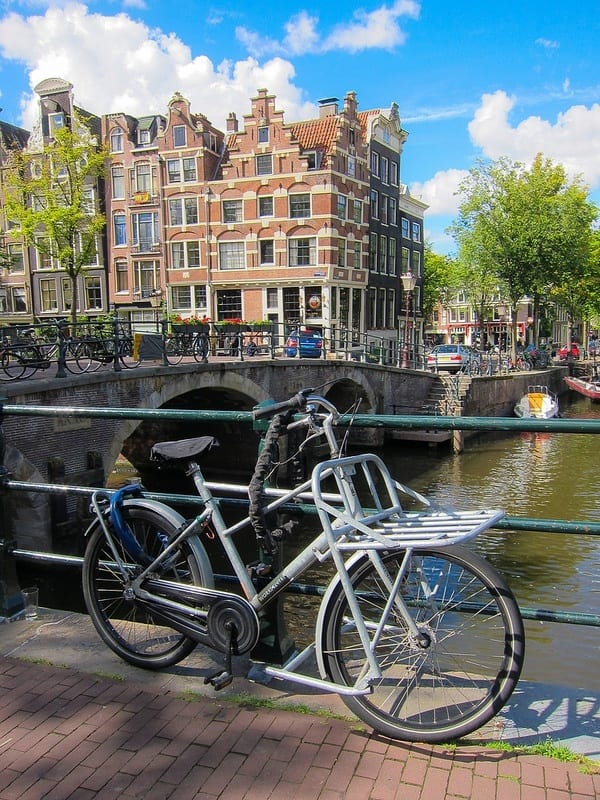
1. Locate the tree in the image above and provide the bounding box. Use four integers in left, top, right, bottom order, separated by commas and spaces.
2, 112, 107, 324
422, 243, 460, 330
450, 155, 597, 360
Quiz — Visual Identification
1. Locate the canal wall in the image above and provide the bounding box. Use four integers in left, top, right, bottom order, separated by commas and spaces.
465, 367, 568, 417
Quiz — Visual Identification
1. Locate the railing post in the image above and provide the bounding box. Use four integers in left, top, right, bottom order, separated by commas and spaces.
159, 318, 170, 367
55, 319, 68, 379
0, 399, 24, 620
112, 316, 122, 373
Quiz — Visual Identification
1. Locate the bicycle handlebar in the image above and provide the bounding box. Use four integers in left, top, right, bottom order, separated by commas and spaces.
252, 388, 315, 420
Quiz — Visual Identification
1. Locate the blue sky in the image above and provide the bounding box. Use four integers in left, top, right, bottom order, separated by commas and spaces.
0, 1, 598, 255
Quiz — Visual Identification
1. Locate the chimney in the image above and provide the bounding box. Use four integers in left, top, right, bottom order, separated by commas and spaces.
318, 98, 339, 118
226, 112, 239, 133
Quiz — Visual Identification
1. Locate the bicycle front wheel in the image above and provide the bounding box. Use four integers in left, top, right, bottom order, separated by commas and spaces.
319, 546, 524, 742
192, 334, 209, 363
164, 336, 184, 365
82, 505, 214, 669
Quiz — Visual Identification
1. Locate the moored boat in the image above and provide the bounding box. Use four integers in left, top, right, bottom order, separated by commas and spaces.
514, 385, 559, 419
564, 374, 600, 402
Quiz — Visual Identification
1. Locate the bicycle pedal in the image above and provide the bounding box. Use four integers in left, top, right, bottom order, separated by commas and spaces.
204, 670, 233, 690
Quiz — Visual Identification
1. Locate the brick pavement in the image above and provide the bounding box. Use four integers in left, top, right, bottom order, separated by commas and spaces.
1, 655, 598, 800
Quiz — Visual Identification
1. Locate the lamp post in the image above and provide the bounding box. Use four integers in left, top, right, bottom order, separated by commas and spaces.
400, 271, 417, 369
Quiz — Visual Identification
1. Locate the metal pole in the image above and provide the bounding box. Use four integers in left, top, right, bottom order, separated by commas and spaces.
401, 294, 410, 369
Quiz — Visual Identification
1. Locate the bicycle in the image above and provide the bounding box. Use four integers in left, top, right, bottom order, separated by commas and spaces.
0, 327, 90, 380
82, 389, 524, 742
164, 329, 209, 365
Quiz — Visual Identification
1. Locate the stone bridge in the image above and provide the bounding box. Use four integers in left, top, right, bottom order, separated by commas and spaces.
1, 359, 440, 487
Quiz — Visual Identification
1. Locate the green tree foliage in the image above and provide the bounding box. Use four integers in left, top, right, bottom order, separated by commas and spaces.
450, 154, 597, 357
422, 242, 460, 324
2, 113, 107, 324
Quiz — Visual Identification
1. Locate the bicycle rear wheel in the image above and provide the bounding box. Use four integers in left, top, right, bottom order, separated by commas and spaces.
165, 336, 184, 365
82, 505, 214, 669
319, 545, 524, 742
192, 334, 209, 363
0, 349, 27, 381
119, 336, 141, 368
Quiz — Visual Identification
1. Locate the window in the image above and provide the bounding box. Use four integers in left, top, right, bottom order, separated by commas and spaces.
380, 195, 388, 225
347, 155, 356, 177
401, 217, 410, 238
387, 290, 395, 328
138, 128, 151, 146
411, 250, 421, 274
337, 239, 346, 268
388, 237, 397, 275
134, 162, 152, 194
167, 158, 196, 183
182, 157, 196, 182
48, 113, 65, 135
85, 277, 102, 310
388, 196, 397, 227
369, 233, 378, 272
256, 154, 272, 175
266, 287, 278, 308
5, 286, 27, 312
62, 278, 73, 312
173, 125, 186, 147
111, 166, 125, 199
370, 189, 379, 220
258, 126, 269, 143
115, 259, 128, 292
169, 198, 198, 226
401, 246, 410, 272
260, 240, 274, 265
40, 278, 58, 312
194, 285, 207, 311
110, 128, 124, 153
380, 157, 389, 184
217, 289, 242, 319
258, 196, 273, 217
134, 260, 159, 296
390, 161, 398, 185
222, 199, 243, 223
219, 241, 245, 270
305, 151, 318, 169
337, 195, 346, 220
114, 213, 126, 246
131, 212, 159, 250
171, 285, 192, 310
412, 221, 421, 242
353, 199, 362, 224
289, 194, 310, 218
170, 241, 200, 269
288, 237, 316, 266
371, 151, 379, 176
7, 244, 24, 273
379, 235, 387, 273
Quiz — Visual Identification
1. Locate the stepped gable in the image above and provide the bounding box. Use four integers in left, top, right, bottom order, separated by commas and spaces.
0, 120, 30, 151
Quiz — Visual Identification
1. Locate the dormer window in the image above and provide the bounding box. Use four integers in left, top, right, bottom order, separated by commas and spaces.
305, 150, 318, 170
49, 112, 65, 135
138, 128, 151, 146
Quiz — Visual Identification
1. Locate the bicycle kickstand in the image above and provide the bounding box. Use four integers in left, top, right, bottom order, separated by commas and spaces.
204, 621, 237, 690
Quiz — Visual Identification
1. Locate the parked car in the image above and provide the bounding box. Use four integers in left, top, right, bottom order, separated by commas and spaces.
426, 344, 481, 372
558, 343, 580, 360
284, 327, 324, 358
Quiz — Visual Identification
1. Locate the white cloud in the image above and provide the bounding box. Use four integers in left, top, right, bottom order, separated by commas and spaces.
535, 37, 559, 49
468, 90, 600, 187
237, 0, 420, 57
410, 168, 468, 216
0, 3, 317, 129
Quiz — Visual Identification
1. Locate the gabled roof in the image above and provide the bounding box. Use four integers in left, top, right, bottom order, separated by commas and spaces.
0, 120, 30, 151
289, 116, 339, 154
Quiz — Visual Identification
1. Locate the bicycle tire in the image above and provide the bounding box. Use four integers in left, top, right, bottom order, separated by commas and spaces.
0, 349, 27, 381
64, 341, 90, 373
193, 334, 209, 363
82, 504, 214, 669
119, 337, 141, 369
165, 336, 184, 365
319, 545, 524, 742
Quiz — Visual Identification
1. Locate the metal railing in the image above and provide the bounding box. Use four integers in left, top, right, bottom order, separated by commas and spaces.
1, 403, 599, 630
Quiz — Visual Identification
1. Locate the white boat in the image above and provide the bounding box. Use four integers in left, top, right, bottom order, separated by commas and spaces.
514, 385, 559, 419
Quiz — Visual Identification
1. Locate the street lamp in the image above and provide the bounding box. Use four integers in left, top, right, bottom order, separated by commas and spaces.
400, 271, 417, 369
